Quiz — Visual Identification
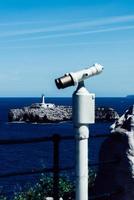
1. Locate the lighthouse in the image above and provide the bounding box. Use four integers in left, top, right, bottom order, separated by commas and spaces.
41, 94, 46, 108
41, 94, 55, 108
42, 94, 45, 105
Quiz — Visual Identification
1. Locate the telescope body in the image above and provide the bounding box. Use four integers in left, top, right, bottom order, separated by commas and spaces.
55, 63, 104, 89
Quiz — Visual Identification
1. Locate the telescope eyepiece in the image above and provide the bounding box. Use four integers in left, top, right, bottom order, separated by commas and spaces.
55, 74, 74, 89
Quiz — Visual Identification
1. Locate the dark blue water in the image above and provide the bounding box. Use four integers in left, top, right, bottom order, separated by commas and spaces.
0, 97, 134, 197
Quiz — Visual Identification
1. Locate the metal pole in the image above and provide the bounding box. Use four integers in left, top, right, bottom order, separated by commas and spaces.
53, 134, 60, 200
75, 125, 89, 200
73, 81, 95, 200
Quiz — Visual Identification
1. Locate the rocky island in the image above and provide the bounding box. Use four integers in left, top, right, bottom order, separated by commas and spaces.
95, 107, 119, 121
8, 105, 72, 123
8, 96, 119, 123
8, 95, 72, 123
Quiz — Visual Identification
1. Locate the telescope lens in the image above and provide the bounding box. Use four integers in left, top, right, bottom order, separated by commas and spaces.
55, 74, 74, 89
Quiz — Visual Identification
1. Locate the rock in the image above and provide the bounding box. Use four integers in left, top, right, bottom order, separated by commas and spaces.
8, 104, 72, 123
95, 107, 119, 121
94, 105, 134, 200
8, 109, 24, 122
8, 104, 119, 123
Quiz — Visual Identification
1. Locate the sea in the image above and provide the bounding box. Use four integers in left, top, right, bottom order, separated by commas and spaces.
0, 97, 134, 198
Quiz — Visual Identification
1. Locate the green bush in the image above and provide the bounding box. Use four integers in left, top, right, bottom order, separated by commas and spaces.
13, 174, 75, 200
0, 170, 96, 200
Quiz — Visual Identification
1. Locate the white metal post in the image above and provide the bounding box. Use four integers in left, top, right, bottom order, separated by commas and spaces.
73, 81, 95, 200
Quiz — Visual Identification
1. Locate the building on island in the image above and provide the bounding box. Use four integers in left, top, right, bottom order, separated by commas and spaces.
40, 94, 55, 108
30, 94, 55, 109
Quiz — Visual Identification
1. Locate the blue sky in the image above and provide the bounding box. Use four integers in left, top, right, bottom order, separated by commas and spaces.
0, 0, 134, 97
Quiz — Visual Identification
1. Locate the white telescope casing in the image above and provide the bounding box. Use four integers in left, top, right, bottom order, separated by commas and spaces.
70, 63, 103, 85
55, 63, 104, 89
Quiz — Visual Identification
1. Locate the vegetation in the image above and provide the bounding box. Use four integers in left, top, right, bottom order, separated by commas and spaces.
0, 170, 96, 200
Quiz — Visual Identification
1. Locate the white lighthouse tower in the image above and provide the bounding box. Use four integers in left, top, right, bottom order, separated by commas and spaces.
41, 94, 46, 108
41, 94, 55, 108
42, 94, 45, 105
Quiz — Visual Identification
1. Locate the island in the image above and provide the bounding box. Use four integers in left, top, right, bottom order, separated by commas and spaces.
8, 95, 119, 123
126, 95, 134, 98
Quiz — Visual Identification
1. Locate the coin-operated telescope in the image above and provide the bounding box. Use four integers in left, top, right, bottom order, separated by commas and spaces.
55, 63, 104, 200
